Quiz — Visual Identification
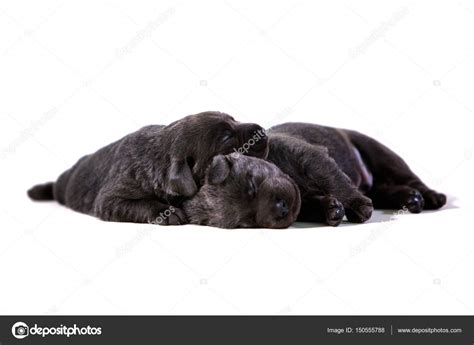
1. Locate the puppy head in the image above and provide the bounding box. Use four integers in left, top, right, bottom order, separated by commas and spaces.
166, 111, 268, 197
183, 154, 301, 229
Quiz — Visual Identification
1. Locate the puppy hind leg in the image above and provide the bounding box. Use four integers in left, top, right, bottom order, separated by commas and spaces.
345, 130, 447, 210
406, 181, 447, 210
96, 198, 186, 225
368, 184, 425, 213
94, 181, 187, 225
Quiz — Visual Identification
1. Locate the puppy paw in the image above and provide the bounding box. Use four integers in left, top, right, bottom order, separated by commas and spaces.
154, 207, 188, 226
324, 197, 345, 227
345, 196, 373, 223
422, 190, 447, 210
403, 190, 425, 213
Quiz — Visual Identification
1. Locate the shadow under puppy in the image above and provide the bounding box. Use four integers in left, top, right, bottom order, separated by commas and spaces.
267, 123, 447, 226
183, 154, 301, 229
27, 111, 268, 225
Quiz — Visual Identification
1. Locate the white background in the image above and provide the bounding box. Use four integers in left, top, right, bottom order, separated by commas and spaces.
1, 0, 473, 315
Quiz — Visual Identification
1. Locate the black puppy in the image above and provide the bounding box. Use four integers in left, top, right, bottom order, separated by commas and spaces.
268, 123, 447, 226
183, 154, 301, 229
27, 111, 268, 225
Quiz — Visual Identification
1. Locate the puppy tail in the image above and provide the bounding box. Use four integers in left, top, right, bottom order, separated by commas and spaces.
27, 182, 54, 201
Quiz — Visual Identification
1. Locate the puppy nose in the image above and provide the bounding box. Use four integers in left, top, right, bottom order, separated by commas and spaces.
276, 199, 289, 218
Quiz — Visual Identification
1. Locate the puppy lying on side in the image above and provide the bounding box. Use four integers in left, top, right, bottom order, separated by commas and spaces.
268, 123, 447, 226
183, 154, 301, 229
27, 111, 268, 225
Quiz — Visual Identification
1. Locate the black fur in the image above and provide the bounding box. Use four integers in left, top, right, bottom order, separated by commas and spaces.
267, 123, 446, 226
28, 111, 268, 225
27, 182, 54, 201
183, 154, 301, 229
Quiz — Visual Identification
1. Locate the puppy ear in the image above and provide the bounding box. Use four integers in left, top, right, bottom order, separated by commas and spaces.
167, 159, 198, 197
291, 179, 302, 216
206, 155, 231, 185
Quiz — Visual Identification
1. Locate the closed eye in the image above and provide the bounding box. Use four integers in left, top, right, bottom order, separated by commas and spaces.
247, 176, 258, 198
221, 130, 234, 143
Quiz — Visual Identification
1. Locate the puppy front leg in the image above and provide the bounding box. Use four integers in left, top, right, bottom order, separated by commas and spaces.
269, 135, 373, 223
292, 146, 372, 223
305, 160, 373, 224
93, 181, 187, 225
299, 195, 345, 226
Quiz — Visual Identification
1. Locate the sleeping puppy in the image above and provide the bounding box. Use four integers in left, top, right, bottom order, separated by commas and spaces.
183, 154, 301, 229
27, 111, 268, 225
268, 123, 447, 226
